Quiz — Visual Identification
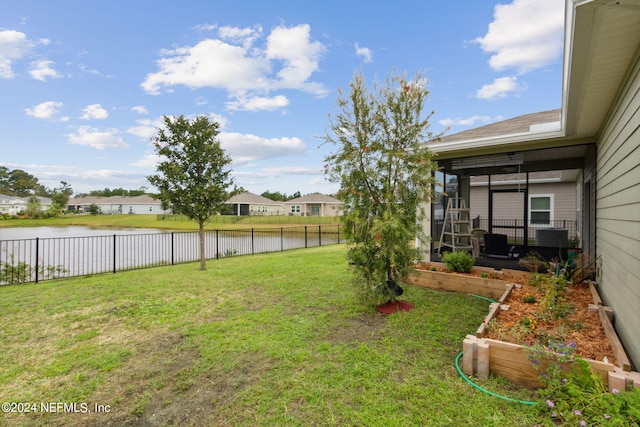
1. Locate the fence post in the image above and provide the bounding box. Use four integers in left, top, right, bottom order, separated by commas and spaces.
171, 232, 175, 265
337, 225, 340, 244
318, 225, 322, 246
304, 226, 308, 248
216, 230, 219, 259
251, 228, 255, 255
113, 234, 117, 274
280, 227, 283, 251
35, 237, 39, 283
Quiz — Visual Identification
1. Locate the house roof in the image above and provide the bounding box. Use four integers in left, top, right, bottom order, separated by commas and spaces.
438, 110, 561, 143
226, 192, 282, 205
68, 195, 161, 205
284, 193, 342, 204
428, 0, 640, 160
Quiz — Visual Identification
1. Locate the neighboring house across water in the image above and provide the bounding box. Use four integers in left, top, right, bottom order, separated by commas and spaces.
0, 194, 52, 216
226, 192, 284, 216
423, 0, 640, 369
67, 195, 170, 214
283, 193, 343, 217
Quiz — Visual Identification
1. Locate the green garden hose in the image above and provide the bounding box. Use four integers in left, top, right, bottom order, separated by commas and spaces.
454, 352, 538, 405
456, 294, 538, 405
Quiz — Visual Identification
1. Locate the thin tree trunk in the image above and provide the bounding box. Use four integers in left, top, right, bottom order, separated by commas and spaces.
199, 221, 207, 270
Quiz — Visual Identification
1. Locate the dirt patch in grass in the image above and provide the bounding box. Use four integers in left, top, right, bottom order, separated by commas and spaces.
324, 312, 388, 345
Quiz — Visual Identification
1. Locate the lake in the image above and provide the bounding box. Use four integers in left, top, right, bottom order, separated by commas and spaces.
0, 225, 341, 284
0, 226, 170, 240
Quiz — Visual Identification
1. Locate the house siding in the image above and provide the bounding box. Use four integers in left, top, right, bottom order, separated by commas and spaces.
470, 182, 577, 244
595, 52, 640, 369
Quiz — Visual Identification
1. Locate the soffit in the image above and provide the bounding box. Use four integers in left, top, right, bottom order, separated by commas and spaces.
566, 0, 640, 138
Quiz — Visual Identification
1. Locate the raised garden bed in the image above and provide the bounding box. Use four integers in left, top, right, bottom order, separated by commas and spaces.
409, 262, 640, 391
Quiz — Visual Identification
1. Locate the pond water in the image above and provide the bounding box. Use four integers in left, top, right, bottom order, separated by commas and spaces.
0, 226, 170, 240
0, 225, 340, 284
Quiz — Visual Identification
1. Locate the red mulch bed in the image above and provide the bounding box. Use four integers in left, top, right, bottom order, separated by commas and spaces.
376, 300, 415, 314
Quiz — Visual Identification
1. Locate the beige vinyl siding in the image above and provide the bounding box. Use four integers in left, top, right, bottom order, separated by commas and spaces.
469, 182, 576, 224
595, 52, 640, 369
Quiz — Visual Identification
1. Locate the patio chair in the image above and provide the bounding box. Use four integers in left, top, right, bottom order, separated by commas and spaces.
483, 233, 516, 259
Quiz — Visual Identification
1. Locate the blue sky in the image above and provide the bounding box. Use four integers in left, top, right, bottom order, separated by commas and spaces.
1, 0, 565, 196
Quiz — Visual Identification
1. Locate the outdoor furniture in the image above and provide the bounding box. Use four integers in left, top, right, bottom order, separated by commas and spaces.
484, 233, 516, 259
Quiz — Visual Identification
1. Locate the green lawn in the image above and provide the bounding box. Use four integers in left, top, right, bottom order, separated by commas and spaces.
0, 245, 541, 426
0, 214, 340, 231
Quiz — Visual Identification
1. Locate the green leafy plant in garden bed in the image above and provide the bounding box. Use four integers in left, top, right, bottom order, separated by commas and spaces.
441, 250, 474, 273
528, 339, 640, 426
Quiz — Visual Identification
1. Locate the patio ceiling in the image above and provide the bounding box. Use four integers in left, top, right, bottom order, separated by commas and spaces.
428, 0, 640, 170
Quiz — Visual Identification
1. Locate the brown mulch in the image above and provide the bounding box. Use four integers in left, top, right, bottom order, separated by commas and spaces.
417, 264, 617, 364
486, 276, 617, 365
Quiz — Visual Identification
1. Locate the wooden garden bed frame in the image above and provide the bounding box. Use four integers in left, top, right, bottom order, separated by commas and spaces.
409, 263, 640, 391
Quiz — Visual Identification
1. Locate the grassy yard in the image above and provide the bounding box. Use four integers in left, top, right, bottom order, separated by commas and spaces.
0, 214, 339, 231
0, 245, 541, 426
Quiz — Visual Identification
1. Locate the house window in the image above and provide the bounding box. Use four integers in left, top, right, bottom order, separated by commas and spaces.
290, 205, 300, 213
529, 195, 553, 226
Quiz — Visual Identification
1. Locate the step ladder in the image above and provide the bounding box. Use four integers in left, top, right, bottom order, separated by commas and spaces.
437, 198, 474, 255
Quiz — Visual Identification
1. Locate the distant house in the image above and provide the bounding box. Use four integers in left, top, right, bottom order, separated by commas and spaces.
67, 195, 170, 214
0, 194, 52, 216
283, 193, 343, 217
225, 192, 284, 216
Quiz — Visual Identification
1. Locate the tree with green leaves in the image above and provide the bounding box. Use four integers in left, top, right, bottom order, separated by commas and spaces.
323, 70, 439, 305
51, 181, 74, 208
25, 196, 42, 218
148, 115, 234, 271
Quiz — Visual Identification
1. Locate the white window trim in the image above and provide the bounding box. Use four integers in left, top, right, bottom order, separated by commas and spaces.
528, 194, 554, 227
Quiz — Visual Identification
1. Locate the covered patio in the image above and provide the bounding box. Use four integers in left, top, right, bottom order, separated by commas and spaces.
426, 110, 596, 269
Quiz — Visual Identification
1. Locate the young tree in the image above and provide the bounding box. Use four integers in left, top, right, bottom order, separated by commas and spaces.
323, 70, 439, 304
148, 115, 234, 270
25, 196, 42, 218
51, 181, 74, 208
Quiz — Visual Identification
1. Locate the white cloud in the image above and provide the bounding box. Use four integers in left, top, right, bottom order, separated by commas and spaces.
141, 38, 270, 95
130, 152, 162, 168
141, 23, 326, 107
0, 29, 32, 78
218, 24, 262, 48
474, 0, 564, 73
80, 104, 109, 120
476, 76, 522, 100
233, 165, 320, 181
29, 59, 62, 81
131, 105, 148, 115
193, 23, 217, 32
226, 95, 290, 112
66, 126, 128, 149
355, 42, 373, 63
126, 118, 161, 139
219, 132, 306, 164
265, 24, 325, 93
439, 115, 503, 128
24, 101, 64, 119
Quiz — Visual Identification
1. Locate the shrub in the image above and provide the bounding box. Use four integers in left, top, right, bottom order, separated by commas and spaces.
528, 339, 640, 426
441, 251, 474, 273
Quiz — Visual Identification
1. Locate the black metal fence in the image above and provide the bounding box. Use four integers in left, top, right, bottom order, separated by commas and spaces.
470, 218, 578, 246
0, 225, 341, 285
